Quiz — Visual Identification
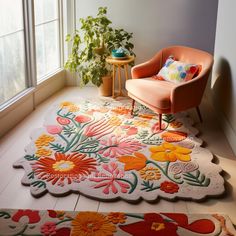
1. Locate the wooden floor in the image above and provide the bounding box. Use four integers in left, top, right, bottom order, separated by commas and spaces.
0, 87, 236, 222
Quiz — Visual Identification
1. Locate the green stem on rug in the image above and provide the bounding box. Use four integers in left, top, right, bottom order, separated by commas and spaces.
146, 160, 183, 184
11, 224, 28, 236
58, 133, 69, 145
56, 218, 72, 225
57, 109, 78, 128
0, 211, 11, 219
117, 172, 138, 194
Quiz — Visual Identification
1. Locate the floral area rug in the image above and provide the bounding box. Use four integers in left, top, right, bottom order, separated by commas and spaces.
13, 98, 225, 201
0, 209, 235, 236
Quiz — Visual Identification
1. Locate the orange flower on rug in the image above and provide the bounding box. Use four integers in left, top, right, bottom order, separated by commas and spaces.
13, 98, 224, 201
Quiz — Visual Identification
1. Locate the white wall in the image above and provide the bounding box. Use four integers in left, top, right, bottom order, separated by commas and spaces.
211, 0, 236, 154
76, 0, 218, 64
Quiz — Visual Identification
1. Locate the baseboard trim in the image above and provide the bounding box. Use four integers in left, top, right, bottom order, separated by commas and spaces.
205, 93, 236, 155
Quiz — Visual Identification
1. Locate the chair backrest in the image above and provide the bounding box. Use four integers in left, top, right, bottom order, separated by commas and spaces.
161, 45, 213, 74
161, 46, 213, 113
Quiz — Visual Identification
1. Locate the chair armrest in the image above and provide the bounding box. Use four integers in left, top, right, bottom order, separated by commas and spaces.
131, 50, 163, 78
171, 69, 211, 113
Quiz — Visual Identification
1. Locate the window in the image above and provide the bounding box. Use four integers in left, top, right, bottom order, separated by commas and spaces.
0, 0, 26, 105
34, 0, 61, 81
0, 0, 62, 108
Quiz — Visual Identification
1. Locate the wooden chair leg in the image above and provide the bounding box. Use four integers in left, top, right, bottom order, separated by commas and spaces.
196, 106, 203, 123
159, 113, 162, 130
131, 99, 135, 115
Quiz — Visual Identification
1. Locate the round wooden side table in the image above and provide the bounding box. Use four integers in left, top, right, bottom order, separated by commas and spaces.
106, 55, 135, 98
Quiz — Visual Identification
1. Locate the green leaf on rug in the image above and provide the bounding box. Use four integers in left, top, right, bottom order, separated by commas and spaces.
163, 114, 175, 123
27, 171, 35, 180
141, 180, 160, 192
0, 211, 11, 219
31, 181, 46, 189
183, 170, 211, 187
49, 143, 65, 152
142, 137, 163, 145
136, 130, 149, 139
63, 125, 77, 137
24, 154, 38, 161
95, 153, 109, 163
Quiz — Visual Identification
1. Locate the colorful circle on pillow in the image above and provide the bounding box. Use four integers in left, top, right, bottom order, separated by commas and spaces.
165, 59, 174, 67
180, 72, 187, 79
190, 66, 197, 73
177, 66, 183, 71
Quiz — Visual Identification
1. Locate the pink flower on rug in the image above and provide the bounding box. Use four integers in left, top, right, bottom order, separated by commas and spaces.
98, 135, 145, 158
126, 127, 138, 136
89, 162, 130, 194
46, 125, 63, 134
151, 122, 166, 133
75, 115, 91, 123
84, 118, 115, 139
12, 210, 40, 224
56, 117, 70, 125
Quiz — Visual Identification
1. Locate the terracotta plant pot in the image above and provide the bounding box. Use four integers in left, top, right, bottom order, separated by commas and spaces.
99, 75, 112, 96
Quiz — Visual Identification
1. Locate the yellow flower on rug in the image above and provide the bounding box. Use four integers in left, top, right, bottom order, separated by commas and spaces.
149, 142, 192, 162
36, 148, 52, 157
133, 120, 149, 127
139, 166, 161, 181
107, 212, 127, 224
71, 212, 116, 236
60, 101, 79, 112
109, 116, 122, 126
35, 134, 55, 148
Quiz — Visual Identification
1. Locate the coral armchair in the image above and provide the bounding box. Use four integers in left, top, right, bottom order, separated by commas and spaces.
126, 45, 213, 129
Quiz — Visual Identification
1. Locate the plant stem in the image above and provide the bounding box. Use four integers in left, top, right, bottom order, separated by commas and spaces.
147, 160, 183, 184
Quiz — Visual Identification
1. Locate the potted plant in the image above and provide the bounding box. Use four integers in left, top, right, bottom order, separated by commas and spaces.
65, 7, 135, 96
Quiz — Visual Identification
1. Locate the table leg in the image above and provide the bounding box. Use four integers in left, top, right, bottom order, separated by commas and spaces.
112, 65, 116, 98
118, 65, 122, 96
124, 64, 129, 81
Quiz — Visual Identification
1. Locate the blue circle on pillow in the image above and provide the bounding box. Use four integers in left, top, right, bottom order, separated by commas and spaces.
180, 72, 186, 78
165, 59, 174, 67
178, 66, 183, 71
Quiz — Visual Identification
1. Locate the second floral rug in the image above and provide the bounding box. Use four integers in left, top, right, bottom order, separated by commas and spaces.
13, 98, 225, 201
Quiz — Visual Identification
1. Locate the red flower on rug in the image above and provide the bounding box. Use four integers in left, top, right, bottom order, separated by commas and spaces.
98, 135, 145, 158
12, 210, 40, 224
119, 213, 178, 236
74, 115, 91, 123
40, 222, 71, 236
89, 162, 130, 194
161, 213, 215, 234
32, 152, 96, 185
56, 117, 70, 125
161, 131, 187, 142
160, 181, 179, 194
46, 125, 63, 135
84, 118, 115, 139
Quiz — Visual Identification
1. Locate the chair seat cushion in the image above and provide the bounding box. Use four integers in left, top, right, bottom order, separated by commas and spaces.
126, 78, 176, 109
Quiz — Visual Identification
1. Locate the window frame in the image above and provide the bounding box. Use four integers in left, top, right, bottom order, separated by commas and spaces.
0, 0, 64, 111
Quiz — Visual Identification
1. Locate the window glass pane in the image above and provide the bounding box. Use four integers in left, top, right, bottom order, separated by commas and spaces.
0, 0, 24, 37
35, 21, 60, 79
0, 1, 26, 106
34, 0, 58, 25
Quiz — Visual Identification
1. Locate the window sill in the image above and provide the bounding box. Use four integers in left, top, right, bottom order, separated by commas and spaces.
0, 69, 65, 118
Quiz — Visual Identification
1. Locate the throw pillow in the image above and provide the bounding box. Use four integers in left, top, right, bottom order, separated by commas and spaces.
153, 58, 199, 84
